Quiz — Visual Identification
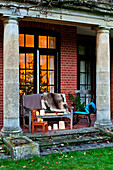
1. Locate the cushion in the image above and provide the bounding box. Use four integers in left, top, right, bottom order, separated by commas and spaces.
73, 111, 89, 115
43, 93, 67, 112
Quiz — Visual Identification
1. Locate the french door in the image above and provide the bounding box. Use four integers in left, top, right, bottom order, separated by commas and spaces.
19, 29, 60, 101
77, 36, 96, 104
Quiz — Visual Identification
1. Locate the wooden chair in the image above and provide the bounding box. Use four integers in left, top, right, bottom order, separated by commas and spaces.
32, 110, 48, 135
73, 90, 96, 126
75, 90, 95, 105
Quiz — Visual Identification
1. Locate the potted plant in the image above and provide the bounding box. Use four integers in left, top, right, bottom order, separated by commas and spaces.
68, 93, 85, 111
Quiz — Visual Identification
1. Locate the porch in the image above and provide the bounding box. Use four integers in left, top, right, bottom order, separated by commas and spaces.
21, 114, 96, 133
0, 0, 113, 137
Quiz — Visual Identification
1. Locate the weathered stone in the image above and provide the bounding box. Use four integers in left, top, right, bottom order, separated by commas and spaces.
3, 136, 40, 160
1, 17, 22, 137
95, 27, 112, 128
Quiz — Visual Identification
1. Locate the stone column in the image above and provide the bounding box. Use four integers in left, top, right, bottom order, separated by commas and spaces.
1, 17, 22, 136
94, 27, 112, 128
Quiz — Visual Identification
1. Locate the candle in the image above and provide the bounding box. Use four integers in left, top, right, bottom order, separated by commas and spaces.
40, 110, 45, 116
48, 125, 51, 130
53, 124, 58, 130
59, 121, 65, 129
41, 119, 43, 122
37, 118, 42, 122
36, 111, 39, 116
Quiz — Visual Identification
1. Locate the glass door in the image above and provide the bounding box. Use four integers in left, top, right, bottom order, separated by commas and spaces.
19, 30, 60, 99
77, 38, 96, 104
39, 54, 55, 93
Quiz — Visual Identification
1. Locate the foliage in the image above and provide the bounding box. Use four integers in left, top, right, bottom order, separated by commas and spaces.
0, 147, 113, 169
68, 93, 85, 111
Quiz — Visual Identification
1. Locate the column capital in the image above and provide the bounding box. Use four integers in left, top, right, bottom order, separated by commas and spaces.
92, 25, 111, 33
2, 16, 19, 25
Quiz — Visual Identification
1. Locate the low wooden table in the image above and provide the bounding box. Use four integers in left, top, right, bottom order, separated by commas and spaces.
28, 112, 73, 132
32, 121, 48, 135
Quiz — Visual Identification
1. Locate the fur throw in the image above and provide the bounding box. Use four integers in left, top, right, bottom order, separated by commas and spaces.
43, 93, 67, 112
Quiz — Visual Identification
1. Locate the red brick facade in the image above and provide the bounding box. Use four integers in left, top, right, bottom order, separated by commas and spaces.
19, 21, 77, 104
0, 20, 112, 127
0, 21, 78, 127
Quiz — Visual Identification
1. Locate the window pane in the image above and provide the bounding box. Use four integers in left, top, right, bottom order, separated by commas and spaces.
19, 34, 24, 47
87, 85, 91, 90
48, 36, 56, 49
25, 34, 34, 47
80, 85, 85, 90
40, 71, 47, 85
26, 70, 34, 85
40, 86, 47, 93
78, 45, 85, 55
88, 73, 91, 84
40, 55, 47, 70
39, 36, 47, 48
48, 71, 54, 85
86, 61, 91, 73
26, 86, 34, 94
80, 73, 85, 84
19, 70, 25, 85
80, 61, 85, 72
19, 53, 25, 69
48, 55, 54, 70
26, 53, 34, 69
19, 86, 25, 99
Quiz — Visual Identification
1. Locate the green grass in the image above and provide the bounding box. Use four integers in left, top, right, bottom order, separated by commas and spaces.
0, 147, 113, 170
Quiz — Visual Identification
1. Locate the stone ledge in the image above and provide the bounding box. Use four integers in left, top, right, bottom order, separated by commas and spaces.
3, 136, 40, 160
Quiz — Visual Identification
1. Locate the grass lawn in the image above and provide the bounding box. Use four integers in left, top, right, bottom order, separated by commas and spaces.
0, 147, 113, 170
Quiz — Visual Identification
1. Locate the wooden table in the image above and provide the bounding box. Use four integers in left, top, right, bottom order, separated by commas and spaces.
37, 113, 73, 129
28, 112, 73, 133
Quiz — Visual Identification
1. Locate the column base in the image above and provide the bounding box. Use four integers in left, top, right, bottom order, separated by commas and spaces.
1, 127, 23, 137
94, 119, 113, 129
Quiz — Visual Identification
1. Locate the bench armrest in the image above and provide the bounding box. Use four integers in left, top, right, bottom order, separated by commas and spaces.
65, 105, 74, 114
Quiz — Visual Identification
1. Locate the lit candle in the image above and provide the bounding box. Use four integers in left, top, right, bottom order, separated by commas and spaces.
53, 124, 58, 130
40, 110, 45, 116
59, 121, 65, 129
41, 119, 43, 122
48, 125, 51, 130
38, 118, 41, 122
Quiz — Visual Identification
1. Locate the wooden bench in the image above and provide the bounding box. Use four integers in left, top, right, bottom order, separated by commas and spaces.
22, 93, 73, 132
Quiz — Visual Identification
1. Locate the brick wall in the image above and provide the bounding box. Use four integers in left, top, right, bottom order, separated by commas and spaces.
60, 26, 77, 104
20, 21, 77, 105
0, 20, 3, 129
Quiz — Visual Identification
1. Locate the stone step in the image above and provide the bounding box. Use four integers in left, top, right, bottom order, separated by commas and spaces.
35, 132, 104, 142
39, 135, 111, 148
0, 141, 11, 160
27, 127, 113, 156
40, 142, 113, 156
0, 153, 11, 160
27, 127, 100, 139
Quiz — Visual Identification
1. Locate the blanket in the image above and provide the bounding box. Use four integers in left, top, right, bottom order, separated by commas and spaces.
43, 93, 67, 112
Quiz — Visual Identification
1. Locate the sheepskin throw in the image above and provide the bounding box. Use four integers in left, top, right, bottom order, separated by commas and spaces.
43, 93, 67, 112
